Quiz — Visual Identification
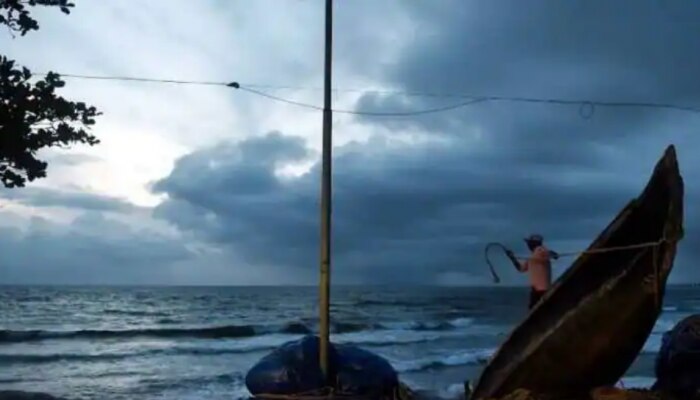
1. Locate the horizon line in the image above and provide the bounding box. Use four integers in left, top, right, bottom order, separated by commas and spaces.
1, 282, 698, 288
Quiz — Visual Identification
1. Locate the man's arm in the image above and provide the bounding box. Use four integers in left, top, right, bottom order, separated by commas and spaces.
505, 249, 527, 272
538, 246, 559, 261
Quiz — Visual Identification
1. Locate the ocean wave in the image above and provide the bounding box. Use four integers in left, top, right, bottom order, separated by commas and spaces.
0, 325, 258, 343
0, 316, 482, 345
0, 352, 133, 364
351, 299, 432, 307
640, 316, 688, 354
335, 330, 447, 347
617, 376, 656, 389
157, 318, 182, 324
332, 322, 372, 333
137, 372, 242, 391
103, 309, 171, 317
393, 348, 495, 372
374, 318, 474, 332
1, 326, 478, 366
447, 317, 474, 328
0, 336, 295, 364
642, 333, 663, 354
652, 318, 677, 334
279, 322, 313, 334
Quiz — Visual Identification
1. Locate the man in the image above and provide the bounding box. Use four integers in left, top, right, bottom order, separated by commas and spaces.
505, 234, 559, 309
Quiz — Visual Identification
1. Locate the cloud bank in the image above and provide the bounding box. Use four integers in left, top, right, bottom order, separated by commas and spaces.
2, 0, 700, 285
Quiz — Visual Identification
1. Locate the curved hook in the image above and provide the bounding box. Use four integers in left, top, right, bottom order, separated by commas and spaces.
484, 242, 510, 284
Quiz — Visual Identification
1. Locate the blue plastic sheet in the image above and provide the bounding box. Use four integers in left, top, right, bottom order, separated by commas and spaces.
245, 335, 398, 396
654, 314, 700, 397
334, 343, 398, 396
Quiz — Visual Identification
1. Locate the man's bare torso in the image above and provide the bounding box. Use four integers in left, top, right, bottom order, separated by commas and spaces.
522, 246, 552, 291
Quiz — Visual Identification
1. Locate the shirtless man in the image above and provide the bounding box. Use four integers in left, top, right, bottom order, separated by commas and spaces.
505, 234, 559, 309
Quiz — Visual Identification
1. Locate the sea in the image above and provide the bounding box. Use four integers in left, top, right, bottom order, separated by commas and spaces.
1, 285, 699, 400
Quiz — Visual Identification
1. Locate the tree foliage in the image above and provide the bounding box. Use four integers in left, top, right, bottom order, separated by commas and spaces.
1, 0, 73, 36
1, 0, 100, 188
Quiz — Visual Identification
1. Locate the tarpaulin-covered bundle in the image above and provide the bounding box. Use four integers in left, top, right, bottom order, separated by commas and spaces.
245, 335, 399, 398
654, 314, 700, 398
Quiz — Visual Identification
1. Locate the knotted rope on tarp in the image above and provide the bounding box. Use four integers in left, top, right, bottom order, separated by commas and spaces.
252, 388, 361, 400
251, 384, 410, 400
484, 236, 680, 309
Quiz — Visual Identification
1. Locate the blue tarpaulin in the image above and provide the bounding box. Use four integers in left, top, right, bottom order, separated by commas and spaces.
245, 335, 398, 397
654, 314, 700, 397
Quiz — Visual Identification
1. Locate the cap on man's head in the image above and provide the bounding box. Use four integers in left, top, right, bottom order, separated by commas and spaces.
524, 234, 544, 243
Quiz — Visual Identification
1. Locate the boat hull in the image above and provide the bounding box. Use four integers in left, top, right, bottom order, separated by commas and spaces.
470, 145, 684, 399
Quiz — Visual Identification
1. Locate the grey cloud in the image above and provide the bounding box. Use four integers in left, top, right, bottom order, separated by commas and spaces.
7, 0, 700, 285
152, 130, 693, 285
0, 187, 141, 212
0, 211, 194, 284
152, 1, 700, 284
347, 0, 700, 282
41, 153, 102, 167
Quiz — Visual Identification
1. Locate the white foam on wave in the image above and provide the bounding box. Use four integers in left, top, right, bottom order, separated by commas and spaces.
332, 318, 484, 347
380, 317, 475, 331
438, 383, 467, 400
640, 317, 684, 354
52, 317, 490, 359
380, 321, 425, 330
176, 333, 305, 354
642, 333, 663, 354
653, 318, 677, 334
641, 314, 692, 354
618, 376, 656, 389
333, 330, 450, 346
449, 317, 474, 328
392, 348, 495, 373
184, 326, 466, 354
192, 318, 480, 352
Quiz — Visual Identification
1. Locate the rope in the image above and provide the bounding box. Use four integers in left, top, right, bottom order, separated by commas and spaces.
252, 388, 354, 400
483, 237, 674, 286
652, 243, 661, 310
252, 387, 401, 400
253, 394, 362, 400
484, 243, 509, 283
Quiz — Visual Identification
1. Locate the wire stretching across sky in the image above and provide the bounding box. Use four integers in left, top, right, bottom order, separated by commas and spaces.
46, 72, 700, 118
236, 86, 490, 116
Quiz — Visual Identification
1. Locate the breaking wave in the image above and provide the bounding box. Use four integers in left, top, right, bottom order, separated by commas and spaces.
0, 325, 258, 343
393, 348, 495, 372
0, 317, 478, 344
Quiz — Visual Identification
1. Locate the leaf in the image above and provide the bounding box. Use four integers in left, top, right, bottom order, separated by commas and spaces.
2, 0, 75, 35
0, 57, 101, 188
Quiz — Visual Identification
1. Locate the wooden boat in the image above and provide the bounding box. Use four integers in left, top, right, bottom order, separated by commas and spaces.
470, 145, 684, 399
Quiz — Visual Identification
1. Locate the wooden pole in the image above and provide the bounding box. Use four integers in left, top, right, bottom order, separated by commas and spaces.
319, 0, 333, 382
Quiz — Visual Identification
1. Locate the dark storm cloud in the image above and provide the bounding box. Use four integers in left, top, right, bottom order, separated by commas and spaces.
0, 212, 194, 284
152, 130, 677, 285
154, 0, 700, 284
351, 0, 700, 282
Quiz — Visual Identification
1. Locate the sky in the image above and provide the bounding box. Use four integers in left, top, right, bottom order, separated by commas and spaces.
1, 0, 699, 286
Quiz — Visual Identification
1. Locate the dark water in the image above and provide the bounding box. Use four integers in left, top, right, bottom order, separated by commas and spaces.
1, 285, 698, 399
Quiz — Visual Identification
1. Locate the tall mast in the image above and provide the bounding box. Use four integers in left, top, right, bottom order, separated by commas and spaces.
318, 0, 333, 381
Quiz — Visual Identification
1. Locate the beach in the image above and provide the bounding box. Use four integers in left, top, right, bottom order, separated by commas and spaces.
1, 285, 698, 400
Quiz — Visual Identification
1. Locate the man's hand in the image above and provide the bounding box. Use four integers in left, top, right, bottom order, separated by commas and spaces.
504, 249, 524, 271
